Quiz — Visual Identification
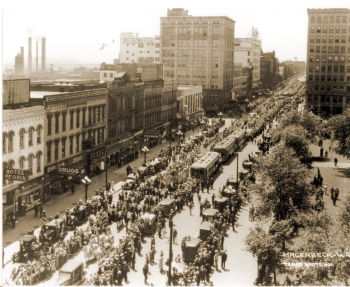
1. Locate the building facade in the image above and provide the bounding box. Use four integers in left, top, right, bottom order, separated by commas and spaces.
119, 32, 160, 64
43, 89, 108, 197
282, 60, 306, 79
233, 63, 243, 100
160, 8, 236, 115
234, 37, 261, 91
100, 62, 119, 82
260, 50, 279, 90
2, 106, 45, 223
306, 8, 350, 116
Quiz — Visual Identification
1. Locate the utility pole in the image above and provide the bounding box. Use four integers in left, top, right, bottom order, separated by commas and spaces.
168, 218, 173, 286
105, 143, 108, 190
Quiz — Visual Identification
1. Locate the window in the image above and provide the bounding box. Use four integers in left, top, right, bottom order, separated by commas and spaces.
70, 110, 74, 130
309, 55, 314, 62
316, 46, 320, 53
19, 156, 25, 169
315, 75, 320, 81
330, 16, 334, 23
47, 115, 52, 135
316, 26, 321, 33
340, 56, 345, 63
47, 142, 52, 163
327, 66, 332, 72
322, 55, 326, 63
310, 26, 315, 33
69, 136, 73, 155
310, 36, 315, 43
335, 26, 340, 33
334, 56, 339, 63
213, 26, 220, 35
311, 16, 315, 23
315, 65, 320, 72
340, 75, 344, 82
329, 36, 333, 43
322, 36, 327, 43
19, 129, 25, 149
62, 112, 66, 132
323, 16, 328, 23
315, 55, 320, 63
138, 43, 144, 48
341, 37, 346, 44
335, 36, 340, 43
336, 16, 340, 23
36, 151, 41, 172
28, 154, 33, 175
82, 108, 86, 126
317, 16, 322, 23
310, 46, 314, 52
7, 131, 13, 152
3, 133, 7, 153
334, 66, 338, 72
340, 66, 345, 73
342, 26, 346, 33
323, 26, 327, 33
328, 46, 333, 53
37, 125, 42, 144
334, 46, 339, 53
309, 65, 314, 72
76, 134, 80, 153
342, 16, 347, 23
348, 66, 350, 72
321, 66, 326, 72
54, 140, 59, 161
110, 73, 113, 77
55, 113, 59, 133
28, 127, 33, 146
309, 75, 313, 81
322, 46, 327, 53
76, 109, 80, 128
61, 138, 66, 158
329, 27, 334, 33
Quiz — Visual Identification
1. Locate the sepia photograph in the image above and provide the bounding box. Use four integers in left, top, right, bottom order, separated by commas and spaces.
1, 0, 350, 286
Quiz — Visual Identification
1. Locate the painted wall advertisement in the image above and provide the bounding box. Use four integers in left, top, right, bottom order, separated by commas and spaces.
234, 38, 252, 51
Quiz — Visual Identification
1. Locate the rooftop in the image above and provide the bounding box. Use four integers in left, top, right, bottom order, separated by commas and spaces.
30, 91, 67, 99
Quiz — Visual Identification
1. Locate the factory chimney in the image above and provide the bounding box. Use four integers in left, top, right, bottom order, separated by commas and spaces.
36, 41, 38, 73
20, 47, 24, 65
41, 37, 46, 72
28, 37, 32, 74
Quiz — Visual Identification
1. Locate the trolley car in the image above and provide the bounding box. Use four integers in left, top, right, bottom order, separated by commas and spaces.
190, 152, 220, 182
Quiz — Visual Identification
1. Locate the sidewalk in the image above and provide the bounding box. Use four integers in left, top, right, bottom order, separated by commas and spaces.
2, 126, 206, 247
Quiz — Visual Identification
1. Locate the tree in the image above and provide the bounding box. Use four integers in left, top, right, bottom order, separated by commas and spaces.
327, 108, 350, 158
272, 125, 310, 163
252, 146, 314, 221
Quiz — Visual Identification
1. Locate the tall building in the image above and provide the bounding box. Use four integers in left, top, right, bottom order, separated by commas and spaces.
306, 8, 350, 116
234, 37, 261, 91
260, 50, 279, 90
160, 8, 236, 115
119, 32, 160, 64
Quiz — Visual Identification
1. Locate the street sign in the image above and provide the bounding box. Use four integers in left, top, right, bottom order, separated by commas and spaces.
57, 167, 85, 176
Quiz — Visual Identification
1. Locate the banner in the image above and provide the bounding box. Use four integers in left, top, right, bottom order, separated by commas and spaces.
4, 169, 29, 181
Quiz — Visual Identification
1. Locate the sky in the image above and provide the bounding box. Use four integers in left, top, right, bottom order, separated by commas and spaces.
1, 0, 350, 69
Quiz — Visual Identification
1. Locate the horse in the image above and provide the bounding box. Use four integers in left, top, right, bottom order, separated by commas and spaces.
82, 244, 103, 264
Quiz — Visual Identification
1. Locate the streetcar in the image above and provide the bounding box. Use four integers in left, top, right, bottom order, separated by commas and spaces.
190, 152, 220, 182
212, 137, 236, 162
228, 129, 246, 149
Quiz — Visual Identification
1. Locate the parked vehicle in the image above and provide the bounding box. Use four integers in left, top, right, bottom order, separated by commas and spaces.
214, 197, 229, 212
202, 208, 219, 221
140, 213, 157, 235
12, 235, 41, 263
182, 237, 201, 262
55, 260, 86, 286
158, 198, 176, 217
39, 218, 67, 244
199, 221, 213, 241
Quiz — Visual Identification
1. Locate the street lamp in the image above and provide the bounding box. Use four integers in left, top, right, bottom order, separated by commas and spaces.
176, 130, 183, 147
218, 112, 224, 125
142, 146, 149, 165
81, 176, 91, 203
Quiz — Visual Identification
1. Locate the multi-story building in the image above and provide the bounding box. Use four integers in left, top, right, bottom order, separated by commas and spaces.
306, 8, 350, 116
160, 8, 236, 115
43, 89, 107, 196
234, 37, 261, 91
100, 63, 119, 82
119, 32, 160, 64
282, 60, 306, 79
3, 79, 46, 223
177, 85, 203, 131
233, 63, 243, 100
260, 50, 279, 90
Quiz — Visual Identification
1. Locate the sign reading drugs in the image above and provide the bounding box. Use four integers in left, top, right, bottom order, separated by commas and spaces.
4, 169, 29, 181
57, 167, 85, 176
234, 38, 252, 51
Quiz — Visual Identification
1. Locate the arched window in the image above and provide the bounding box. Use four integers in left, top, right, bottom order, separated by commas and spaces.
8, 131, 14, 152
3, 162, 7, 185
19, 156, 25, 169
28, 154, 34, 175
19, 129, 25, 149
28, 127, 34, 146
37, 125, 42, 144
36, 151, 42, 172
7, 159, 15, 184
3, 133, 7, 153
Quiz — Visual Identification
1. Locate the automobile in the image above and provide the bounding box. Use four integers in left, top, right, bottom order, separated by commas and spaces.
182, 237, 201, 262
202, 208, 219, 220
199, 221, 213, 241
140, 213, 157, 235
39, 218, 67, 244
12, 234, 40, 263
67, 205, 87, 230
158, 198, 176, 217
214, 197, 229, 212
55, 260, 86, 286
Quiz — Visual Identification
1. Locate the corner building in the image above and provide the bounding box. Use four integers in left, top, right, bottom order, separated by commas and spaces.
160, 8, 235, 115
306, 8, 350, 116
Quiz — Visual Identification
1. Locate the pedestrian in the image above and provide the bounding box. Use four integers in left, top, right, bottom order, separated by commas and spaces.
324, 183, 328, 195
221, 250, 227, 269
39, 203, 43, 218
231, 213, 235, 231
201, 180, 204, 193
34, 203, 38, 217
335, 188, 339, 201
189, 202, 193, 216
320, 147, 324, 157
206, 179, 210, 193
71, 183, 75, 194
214, 250, 219, 271
142, 263, 148, 284
22, 201, 26, 217
212, 193, 216, 206
331, 188, 337, 206
12, 214, 16, 229
325, 150, 328, 158
334, 157, 338, 167
173, 228, 178, 244
159, 251, 164, 273
210, 177, 214, 190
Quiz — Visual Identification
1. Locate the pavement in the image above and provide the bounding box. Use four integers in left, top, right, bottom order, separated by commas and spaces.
1, 119, 261, 286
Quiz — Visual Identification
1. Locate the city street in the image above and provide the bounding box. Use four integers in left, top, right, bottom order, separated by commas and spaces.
2, 119, 260, 286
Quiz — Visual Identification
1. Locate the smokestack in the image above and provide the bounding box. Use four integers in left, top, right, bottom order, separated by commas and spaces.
36, 41, 38, 73
41, 37, 46, 72
20, 47, 24, 65
28, 37, 32, 74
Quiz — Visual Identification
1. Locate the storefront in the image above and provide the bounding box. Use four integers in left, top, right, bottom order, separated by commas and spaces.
107, 136, 140, 168
44, 152, 87, 197
18, 176, 44, 214
143, 129, 162, 148
87, 146, 106, 177
3, 187, 18, 222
